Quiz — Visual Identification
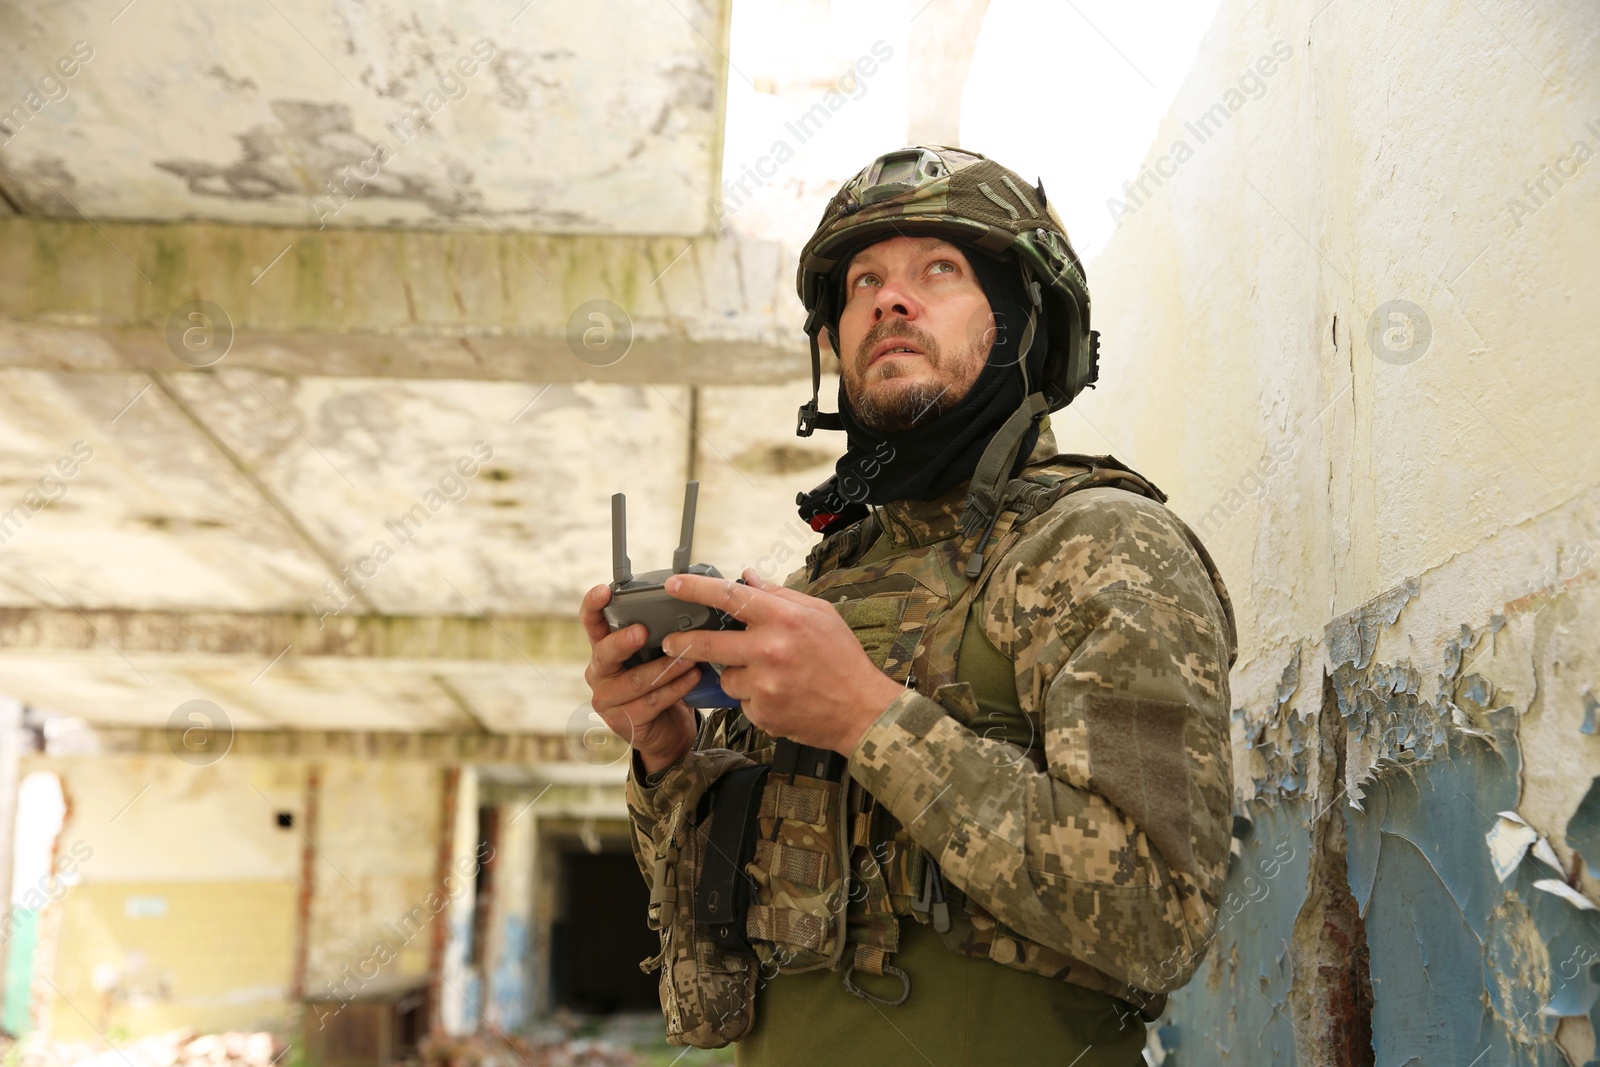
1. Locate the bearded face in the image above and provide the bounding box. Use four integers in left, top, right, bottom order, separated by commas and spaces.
836, 236, 996, 434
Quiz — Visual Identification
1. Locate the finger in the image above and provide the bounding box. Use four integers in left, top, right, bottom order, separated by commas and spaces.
717, 664, 746, 703
660, 626, 758, 667
741, 569, 823, 608
630, 648, 700, 696
592, 646, 697, 709
664, 573, 774, 624
591, 621, 649, 676
579, 585, 615, 645
608, 665, 702, 727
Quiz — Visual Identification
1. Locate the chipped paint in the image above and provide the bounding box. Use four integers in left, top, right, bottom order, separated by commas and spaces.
1489, 812, 1544, 884
1157, 584, 1600, 1064
1091, 0, 1600, 1060
1570, 778, 1600, 880
1150, 801, 1312, 1064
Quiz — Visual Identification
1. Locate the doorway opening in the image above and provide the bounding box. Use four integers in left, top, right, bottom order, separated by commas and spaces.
548, 846, 657, 1014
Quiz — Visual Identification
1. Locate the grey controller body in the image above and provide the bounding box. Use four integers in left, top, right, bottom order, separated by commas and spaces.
602, 563, 743, 667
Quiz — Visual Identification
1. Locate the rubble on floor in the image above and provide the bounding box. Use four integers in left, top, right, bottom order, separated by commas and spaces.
2, 1029, 286, 1067
418, 1032, 638, 1067
0, 1016, 714, 1067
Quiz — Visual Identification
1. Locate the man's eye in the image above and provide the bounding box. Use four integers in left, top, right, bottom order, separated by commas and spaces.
852, 273, 880, 289
929, 260, 957, 275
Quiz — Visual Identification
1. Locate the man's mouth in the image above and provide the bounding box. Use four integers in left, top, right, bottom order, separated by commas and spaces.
867, 338, 925, 365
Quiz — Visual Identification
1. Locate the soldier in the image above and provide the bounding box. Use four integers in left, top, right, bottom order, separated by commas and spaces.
580, 146, 1237, 1065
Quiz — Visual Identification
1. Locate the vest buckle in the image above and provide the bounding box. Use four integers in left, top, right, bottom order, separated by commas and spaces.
841, 961, 912, 1007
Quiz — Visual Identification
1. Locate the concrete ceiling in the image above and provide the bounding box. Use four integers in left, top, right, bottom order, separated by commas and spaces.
0, 0, 729, 234
0, 333, 837, 736
0, 0, 992, 744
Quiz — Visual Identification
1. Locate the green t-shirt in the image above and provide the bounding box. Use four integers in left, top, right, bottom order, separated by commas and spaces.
737, 918, 1147, 1066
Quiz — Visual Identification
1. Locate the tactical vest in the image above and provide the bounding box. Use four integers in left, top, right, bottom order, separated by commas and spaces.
731, 454, 1178, 1018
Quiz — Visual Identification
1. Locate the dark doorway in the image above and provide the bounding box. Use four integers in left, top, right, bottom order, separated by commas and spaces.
550, 849, 659, 1013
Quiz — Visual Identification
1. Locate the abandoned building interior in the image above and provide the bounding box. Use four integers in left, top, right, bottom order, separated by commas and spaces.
1, 0, 1598, 1064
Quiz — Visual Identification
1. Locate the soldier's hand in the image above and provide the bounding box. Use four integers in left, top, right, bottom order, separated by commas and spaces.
659, 569, 906, 756
580, 584, 699, 774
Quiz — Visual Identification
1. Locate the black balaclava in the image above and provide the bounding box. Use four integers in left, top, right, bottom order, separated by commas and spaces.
795, 242, 1043, 534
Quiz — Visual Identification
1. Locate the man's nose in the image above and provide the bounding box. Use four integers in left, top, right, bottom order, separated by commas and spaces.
872, 279, 918, 322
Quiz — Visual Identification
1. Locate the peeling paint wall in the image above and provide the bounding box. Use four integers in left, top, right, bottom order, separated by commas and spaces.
15, 755, 452, 1041
1070, 0, 1600, 1063
483, 796, 534, 1032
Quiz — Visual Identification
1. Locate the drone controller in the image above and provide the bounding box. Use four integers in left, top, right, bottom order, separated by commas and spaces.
601, 481, 744, 709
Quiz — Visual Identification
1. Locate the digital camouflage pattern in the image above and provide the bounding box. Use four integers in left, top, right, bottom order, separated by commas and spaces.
627, 747, 760, 1047
626, 421, 1238, 1029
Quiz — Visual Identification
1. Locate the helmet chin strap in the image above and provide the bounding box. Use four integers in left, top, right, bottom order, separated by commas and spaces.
796, 307, 843, 436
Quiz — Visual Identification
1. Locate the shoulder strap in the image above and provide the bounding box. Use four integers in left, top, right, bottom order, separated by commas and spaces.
959, 452, 1165, 579
913, 452, 1168, 693
1021, 452, 1167, 505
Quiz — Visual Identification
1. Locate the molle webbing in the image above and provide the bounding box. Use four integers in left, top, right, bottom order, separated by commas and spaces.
851, 943, 893, 978
747, 906, 830, 952
758, 778, 830, 824
754, 838, 830, 888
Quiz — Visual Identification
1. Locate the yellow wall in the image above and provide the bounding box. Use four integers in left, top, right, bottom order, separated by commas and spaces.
25, 755, 445, 1041
45, 881, 295, 1040
302, 762, 442, 999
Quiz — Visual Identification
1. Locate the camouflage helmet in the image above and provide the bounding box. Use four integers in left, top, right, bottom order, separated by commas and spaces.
793, 145, 1098, 437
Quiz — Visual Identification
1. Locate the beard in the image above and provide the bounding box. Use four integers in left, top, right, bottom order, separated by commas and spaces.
845, 318, 982, 434
851, 373, 959, 434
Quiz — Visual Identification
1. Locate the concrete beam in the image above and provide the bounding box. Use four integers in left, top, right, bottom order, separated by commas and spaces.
0, 608, 600, 735
0, 606, 588, 660
75, 727, 575, 763
0, 216, 808, 385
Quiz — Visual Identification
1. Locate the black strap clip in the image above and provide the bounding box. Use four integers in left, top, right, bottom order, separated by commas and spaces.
772, 737, 847, 782
695, 763, 771, 956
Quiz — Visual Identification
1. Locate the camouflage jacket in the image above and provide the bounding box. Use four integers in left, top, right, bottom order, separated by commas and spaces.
627, 424, 1238, 1014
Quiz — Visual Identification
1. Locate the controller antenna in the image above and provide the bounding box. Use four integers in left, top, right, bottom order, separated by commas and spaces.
673, 481, 698, 574
611, 493, 633, 585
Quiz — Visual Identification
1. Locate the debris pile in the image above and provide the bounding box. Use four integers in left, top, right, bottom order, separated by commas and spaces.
419, 1032, 638, 1067
7, 1029, 287, 1067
